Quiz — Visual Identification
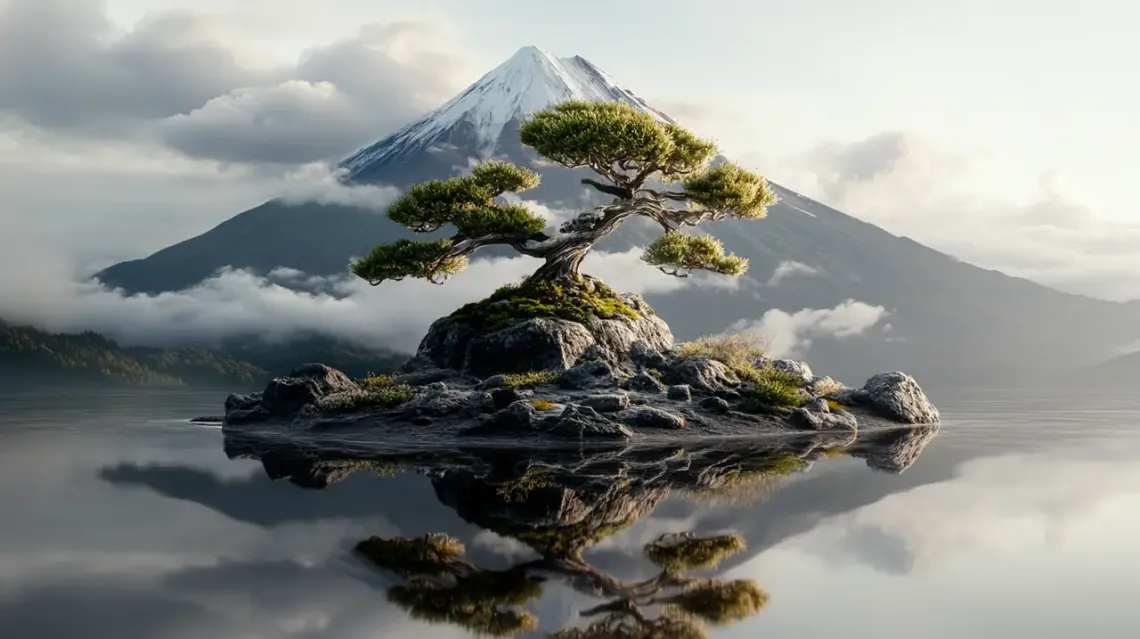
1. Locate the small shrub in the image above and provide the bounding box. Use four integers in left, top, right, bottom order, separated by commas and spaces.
826, 399, 847, 413
530, 398, 556, 410
357, 373, 395, 391
813, 377, 847, 397
741, 367, 805, 413
372, 384, 414, 407
500, 369, 561, 389
316, 385, 414, 413
647, 368, 664, 380
675, 332, 768, 371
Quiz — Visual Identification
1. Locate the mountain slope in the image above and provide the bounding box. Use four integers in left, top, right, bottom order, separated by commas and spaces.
94, 46, 1140, 385
0, 319, 259, 388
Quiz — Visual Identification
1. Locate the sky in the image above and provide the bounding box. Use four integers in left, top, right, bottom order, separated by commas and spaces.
0, 0, 1136, 347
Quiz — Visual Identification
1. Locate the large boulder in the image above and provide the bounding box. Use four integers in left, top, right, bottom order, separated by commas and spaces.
261, 364, 358, 414
838, 372, 939, 424
670, 357, 741, 394
401, 289, 673, 378
771, 359, 814, 383
224, 364, 358, 424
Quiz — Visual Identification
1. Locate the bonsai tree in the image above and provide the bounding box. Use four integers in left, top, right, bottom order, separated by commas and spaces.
351, 99, 776, 288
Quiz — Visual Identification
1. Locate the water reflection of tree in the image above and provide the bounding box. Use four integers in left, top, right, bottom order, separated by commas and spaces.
221, 427, 939, 636
358, 530, 766, 638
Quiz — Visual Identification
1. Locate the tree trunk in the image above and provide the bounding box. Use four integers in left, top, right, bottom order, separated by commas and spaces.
529, 242, 591, 284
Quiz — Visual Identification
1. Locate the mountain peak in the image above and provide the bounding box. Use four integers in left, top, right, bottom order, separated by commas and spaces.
340, 46, 672, 176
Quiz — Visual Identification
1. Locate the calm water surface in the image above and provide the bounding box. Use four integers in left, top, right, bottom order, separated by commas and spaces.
2, 387, 1139, 638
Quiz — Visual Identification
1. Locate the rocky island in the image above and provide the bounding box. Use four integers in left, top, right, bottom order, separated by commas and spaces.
217, 99, 938, 443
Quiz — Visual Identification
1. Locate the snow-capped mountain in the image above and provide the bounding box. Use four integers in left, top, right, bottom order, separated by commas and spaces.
94, 45, 1140, 386
341, 46, 671, 179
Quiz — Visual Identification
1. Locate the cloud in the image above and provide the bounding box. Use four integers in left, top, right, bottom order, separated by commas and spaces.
158, 81, 369, 165
0, 0, 472, 165
1, 243, 704, 353
778, 131, 1140, 301
0, 1, 273, 131
728, 300, 890, 359
764, 260, 822, 287
276, 164, 401, 211
793, 445, 1140, 576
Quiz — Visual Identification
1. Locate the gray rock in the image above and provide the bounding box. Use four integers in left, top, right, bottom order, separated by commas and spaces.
855, 372, 940, 424
579, 393, 631, 412
465, 318, 596, 377
225, 393, 260, 413
558, 360, 618, 390
546, 405, 633, 440
477, 374, 509, 390
630, 340, 668, 368
261, 363, 359, 415
787, 406, 857, 432
399, 316, 475, 372
402, 286, 672, 378
807, 397, 830, 413
671, 357, 741, 394
403, 384, 493, 416
667, 384, 692, 401
580, 293, 674, 369
190, 415, 223, 424
578, 344, 607, 362
771, 359, 814, 384
461, 400, 539, 436
226, 404, 272, 425
624, 372, 665, 393
699, 396, 731, 413
618, 406, 687, 430
490, 388, 529, 411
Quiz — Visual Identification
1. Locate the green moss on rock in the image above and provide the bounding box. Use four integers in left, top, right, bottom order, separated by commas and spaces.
449, 279, 638, 330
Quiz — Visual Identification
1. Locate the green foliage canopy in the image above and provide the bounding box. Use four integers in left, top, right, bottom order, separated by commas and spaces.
354, 99, 777, 287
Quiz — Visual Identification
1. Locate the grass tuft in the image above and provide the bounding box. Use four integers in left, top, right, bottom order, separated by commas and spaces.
675, 332, 768, 371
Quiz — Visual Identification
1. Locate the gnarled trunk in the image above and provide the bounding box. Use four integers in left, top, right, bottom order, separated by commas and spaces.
529, 241, 592, 284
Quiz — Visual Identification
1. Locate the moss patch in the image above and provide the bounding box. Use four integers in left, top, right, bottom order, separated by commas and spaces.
495, 467, 555, 502
356, 533, 464, 578
449, 279, 638, 330
499, 369, 561, 389
530, 398, 556, 410
645, 533, 746, 574
826, 399, 848, 412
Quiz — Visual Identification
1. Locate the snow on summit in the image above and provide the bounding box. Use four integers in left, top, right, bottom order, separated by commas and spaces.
341, 46, 672, 176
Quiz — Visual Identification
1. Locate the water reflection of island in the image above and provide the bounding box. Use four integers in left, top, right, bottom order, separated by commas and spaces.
224, 425, 938, 637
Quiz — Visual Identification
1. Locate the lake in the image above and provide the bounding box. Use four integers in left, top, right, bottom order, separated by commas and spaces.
2, 387, 1139, 638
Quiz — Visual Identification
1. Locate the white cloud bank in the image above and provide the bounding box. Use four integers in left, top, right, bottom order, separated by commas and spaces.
729, 300, 890, 359
2, 245, 703, 353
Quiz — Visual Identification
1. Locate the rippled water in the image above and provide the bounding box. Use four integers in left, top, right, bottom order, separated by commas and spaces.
2, 387, 1139, 638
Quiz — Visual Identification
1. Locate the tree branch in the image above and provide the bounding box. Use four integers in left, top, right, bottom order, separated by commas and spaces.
581, 178, 633, 200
